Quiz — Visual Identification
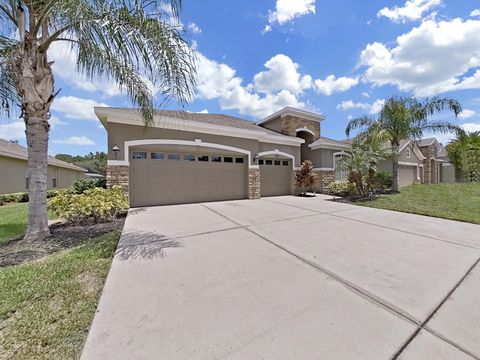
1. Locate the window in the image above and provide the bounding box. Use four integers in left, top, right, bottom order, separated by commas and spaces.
52, 169, 58, 188
211, 156, 222, 162
406, 148, 411, 158
334, 152, 350, 180
132, 151, 147, 159
282, 160, 289, 166
198, 155, 209, 162
258, 159, 264, 165
266, 160, 273, 165
167, 153, 181, 160
26, 176, 30, 190
183, 154, 196, 161
151, 152, 165, 160
274, 160, 281, 166
235, 157, 244, 164
224, 157, 233, 163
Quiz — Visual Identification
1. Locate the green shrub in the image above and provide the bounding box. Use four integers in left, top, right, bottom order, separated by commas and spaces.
71, 178, 107, 194
374, 170, 393, 191
47, 190, 59, 198
49, 185, 128, 224
326, 180, 356, 197
0, 192, 28, 205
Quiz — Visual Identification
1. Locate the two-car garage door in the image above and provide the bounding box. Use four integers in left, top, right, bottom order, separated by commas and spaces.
130, 150, 248, 207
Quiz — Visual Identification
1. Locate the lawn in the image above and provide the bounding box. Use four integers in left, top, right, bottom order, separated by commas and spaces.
0, 203, 57, 245
0, 230, 121, 360
357, 182, 480, 224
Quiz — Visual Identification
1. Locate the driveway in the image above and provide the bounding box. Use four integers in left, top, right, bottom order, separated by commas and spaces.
81, 195, 480, 360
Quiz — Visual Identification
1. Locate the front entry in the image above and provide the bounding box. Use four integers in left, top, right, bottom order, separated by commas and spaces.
130, 149, 248, 207
259, 158, 292, 197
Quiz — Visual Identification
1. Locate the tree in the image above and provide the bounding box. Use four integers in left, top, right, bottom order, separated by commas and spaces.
0, 0, 196, 241
346, 96, 462, 192
295, 160, 317, 195
447, 130, 480, 182
56, 151, 108, 175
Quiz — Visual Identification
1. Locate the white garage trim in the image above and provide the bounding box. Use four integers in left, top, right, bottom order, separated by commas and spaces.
295, 127, 315, 136
108, 139, 255, 168
399, 161, 420, 167
257, 150, 295, 169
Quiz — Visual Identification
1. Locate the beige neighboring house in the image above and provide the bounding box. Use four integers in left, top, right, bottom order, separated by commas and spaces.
0, 138, 86, 194
96, 106, 351, 207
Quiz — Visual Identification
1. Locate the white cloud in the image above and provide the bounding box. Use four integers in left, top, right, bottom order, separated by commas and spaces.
314, 75, 359, 96
264, 0, 315, 32
187, 22, 202, 34
360, 18, 480, 96
253, 54, 312, 95
51, 96, 109, 121
458, 109, 476, 119
470, 9, 480, 18
53, 136, 95, 146
0, 121, 25, 140
198, 109, 209, 113
428, 122, 480, 145
362, 92, 371, 98
462, 122, 480, 133
377, 0, 442, 23
49, 115, 67, 126
337, 99, 385, 114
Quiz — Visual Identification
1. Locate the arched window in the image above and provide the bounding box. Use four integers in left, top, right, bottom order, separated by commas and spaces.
333, 152, 350, 180
406, 148, 411, 158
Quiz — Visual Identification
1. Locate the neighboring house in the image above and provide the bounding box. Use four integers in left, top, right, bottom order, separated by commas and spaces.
437, 144, 456, 183
96, 106, 351, 207
0, 138, 86, 194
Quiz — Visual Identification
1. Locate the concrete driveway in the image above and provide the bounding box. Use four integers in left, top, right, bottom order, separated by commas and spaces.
81, 195, 480, 360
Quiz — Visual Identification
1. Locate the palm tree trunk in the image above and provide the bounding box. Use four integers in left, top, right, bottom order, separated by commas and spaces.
392, 145, 399, 193
24, 116, 51, 241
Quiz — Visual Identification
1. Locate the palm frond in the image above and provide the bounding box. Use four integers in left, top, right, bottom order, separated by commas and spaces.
345, 115, 375, 137
423, 96, 462, 117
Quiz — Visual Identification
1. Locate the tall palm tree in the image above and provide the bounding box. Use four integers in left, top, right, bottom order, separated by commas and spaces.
345, 96, 462, 192
0, 0, 196, 241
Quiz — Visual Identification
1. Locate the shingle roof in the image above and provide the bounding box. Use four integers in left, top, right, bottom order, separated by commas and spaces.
309, 136, 352, 150
0, 138, 87, 172
416, 138, 437, 147
95, 107, 286, 137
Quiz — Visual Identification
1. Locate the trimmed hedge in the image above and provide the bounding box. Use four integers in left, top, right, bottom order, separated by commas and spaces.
0, 190, 60, 206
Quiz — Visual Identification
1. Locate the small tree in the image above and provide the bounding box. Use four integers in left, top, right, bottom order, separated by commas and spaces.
295, 160, 317, 195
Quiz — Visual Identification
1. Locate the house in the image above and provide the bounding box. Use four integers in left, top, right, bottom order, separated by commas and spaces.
0, 138, 86, 194
96, 106, 350, 207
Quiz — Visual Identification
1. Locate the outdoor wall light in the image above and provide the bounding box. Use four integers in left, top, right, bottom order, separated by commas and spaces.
253, 154, 259, 165
112, 144, 120, 159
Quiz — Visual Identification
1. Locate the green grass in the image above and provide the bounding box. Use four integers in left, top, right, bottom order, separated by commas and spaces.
0, 203, 57, 245
0, 231, 121, 360
357, 182, 480, 224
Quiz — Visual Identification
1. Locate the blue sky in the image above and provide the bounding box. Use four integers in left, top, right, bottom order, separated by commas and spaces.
1, 0, 480, 155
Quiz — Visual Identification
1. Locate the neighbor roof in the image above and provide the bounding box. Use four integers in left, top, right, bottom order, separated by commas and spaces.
416, 138, 438, 147
0, 139, 87, 172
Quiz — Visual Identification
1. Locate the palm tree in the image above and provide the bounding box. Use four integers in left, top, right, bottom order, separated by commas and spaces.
345, 96, 462, 192
0, 0, 196, 241
447, 130, 480, 182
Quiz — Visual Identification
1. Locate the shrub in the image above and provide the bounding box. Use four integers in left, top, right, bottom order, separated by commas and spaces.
49, 186, 128, 224
72, 177, 107, 194
326, 180, 355, 197
295, 160, 318, 195
374, 170, 393, 191
47, 190, 59, 198
0, 192, 28, 205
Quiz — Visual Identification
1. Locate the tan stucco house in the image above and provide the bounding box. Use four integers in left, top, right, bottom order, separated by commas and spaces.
0, 138, 86, 194
96, 107, 351, 207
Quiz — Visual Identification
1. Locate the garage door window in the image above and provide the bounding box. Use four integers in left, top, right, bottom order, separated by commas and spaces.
211, 156, 222, 162
224, 157, 233, 163
132, 151, 147, 159
258, 159, 264, 165
198, 155, 209, 162
274, 160, 281, 166
168, 154, 181, 160
235, 157, 244, 164
183, 154, 195, 161
282, 160, 289, 166
266, 160, 273, 165
151, 152, 165, 160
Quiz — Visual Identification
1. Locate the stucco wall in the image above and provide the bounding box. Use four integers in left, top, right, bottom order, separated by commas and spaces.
108, 123, 302, 166
0, 156, 85, 194
308, 149, 338, 168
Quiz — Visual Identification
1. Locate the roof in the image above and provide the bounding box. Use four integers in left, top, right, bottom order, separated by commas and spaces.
417, 138, 439, 148
95, 107, 304, 146
309, 136, 352, 150
0, 139, 87, 172
257, 107, 326, 126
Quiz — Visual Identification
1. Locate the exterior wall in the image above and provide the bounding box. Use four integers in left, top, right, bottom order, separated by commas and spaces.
280, 115, 320, 141
248, 169, 260, 199
312, 170, 335, 193
106, 165, 129, 198
108, 123, 300, 166
441, 164, 456, 183
260, 116, 283, 133
399, 143, 421, 163
0, 156, 84, 194
419, 144, 439, 184
309, 148, 338, 169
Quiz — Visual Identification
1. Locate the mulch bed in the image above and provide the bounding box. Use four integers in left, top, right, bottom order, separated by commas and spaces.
0, 217, 125, 267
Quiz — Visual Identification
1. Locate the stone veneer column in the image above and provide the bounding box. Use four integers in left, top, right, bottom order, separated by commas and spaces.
313, 170, 335, 193
106, 165, 130, 199
248, 169, 261, 199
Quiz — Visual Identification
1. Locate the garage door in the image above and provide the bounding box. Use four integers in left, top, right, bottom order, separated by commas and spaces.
259, 158, 292, 197
130, 150, 248, 207
398, 166, 416, 187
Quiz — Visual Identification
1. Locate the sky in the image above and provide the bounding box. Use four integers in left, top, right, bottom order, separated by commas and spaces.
1, 0, 480, 155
